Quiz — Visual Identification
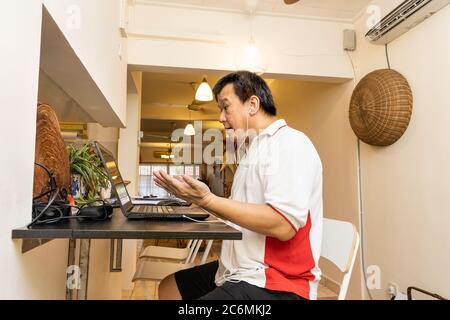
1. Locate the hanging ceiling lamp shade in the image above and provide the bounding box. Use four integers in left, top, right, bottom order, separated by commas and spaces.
195, 78, 213, 102
184, 123, 195, 136
184, 109, 195, 136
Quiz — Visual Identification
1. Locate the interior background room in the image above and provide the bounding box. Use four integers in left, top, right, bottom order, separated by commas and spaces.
1, 0, 449, 300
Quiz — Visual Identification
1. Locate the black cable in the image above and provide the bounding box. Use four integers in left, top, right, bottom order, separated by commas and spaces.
27, 187, 60, 228
30, 161, 111, 227
35, 213, 109, 225
34, 162, 57, 189
385, 43, 391, 69
32, 199, 111, 225
33, 188, 56, 201
34, 162, 53, 178
33, 162, 58, 201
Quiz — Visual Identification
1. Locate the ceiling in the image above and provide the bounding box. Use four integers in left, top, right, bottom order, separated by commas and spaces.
141, 71, 275, 108
140, 70, 280, 146
141, 119, 223, 135
140, 71, 279, 145
141, 0, 373, 22
138, 1, 375, 146
140, 118, 224, 149
141, 72, 222, 109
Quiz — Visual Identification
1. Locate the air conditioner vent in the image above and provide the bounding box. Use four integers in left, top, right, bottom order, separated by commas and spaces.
365, 0, 450, 44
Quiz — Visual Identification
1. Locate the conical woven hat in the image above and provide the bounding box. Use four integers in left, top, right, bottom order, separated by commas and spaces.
33, 103, 71, 198
349, 69, 413, 146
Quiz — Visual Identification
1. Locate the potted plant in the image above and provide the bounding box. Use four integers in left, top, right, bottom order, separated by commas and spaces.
67, 143, 109, 205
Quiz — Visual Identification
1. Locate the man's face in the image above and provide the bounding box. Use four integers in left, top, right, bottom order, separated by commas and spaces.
217, 83, 248, 131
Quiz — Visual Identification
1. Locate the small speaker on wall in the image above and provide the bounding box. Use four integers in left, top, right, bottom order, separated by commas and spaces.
343, 29, 356, 51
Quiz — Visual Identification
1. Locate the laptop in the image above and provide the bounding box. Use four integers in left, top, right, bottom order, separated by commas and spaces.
131, 196, 191, 206
93, 141, 210, 220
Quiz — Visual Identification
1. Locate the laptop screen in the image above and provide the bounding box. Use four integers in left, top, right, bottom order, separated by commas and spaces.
95, 142, 132, 210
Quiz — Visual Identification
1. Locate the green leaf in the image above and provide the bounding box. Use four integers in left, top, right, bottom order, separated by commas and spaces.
67, 142, 110, 198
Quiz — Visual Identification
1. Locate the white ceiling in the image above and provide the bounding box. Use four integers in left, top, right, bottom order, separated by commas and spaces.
142, 72, 222, 107
138, 1, 375, 141
140, 0, 373, 22
141, 71, 275, 113
141, 71, 223, 142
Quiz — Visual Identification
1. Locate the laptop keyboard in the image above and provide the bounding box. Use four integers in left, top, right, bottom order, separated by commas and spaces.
129, 205, 179, 218
133, 205, 175, 214
127, 205, 210, 220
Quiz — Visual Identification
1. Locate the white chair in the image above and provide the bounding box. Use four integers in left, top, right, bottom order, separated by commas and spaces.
131, 239, 214, 299
320, 218, 360, 300
139, 239, 200, 263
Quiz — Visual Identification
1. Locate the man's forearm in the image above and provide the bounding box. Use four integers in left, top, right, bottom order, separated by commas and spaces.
202, 195, 295, 241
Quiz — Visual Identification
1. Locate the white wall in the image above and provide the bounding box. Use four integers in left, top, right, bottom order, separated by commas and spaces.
87, 123, 120, 158
85, 124, 122, 299
119, 72, 142, 197
117, 72, 143, 292
0, 0, 69, 299
42, 0, 127, 125
350, 1, 450, 299
0, 1, 128, 299
86, 239, 122, 300
127, 2, 354, 81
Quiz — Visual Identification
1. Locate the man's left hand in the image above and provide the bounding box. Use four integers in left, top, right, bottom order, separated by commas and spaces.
153, 170, 214, 207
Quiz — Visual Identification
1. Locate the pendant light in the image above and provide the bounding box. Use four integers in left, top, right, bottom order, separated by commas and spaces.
195, 77, 213, 102
184, 110, 195, 136
235, 2, 267, 75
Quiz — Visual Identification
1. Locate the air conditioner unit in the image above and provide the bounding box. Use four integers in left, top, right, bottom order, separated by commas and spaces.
365, 0, 450, 45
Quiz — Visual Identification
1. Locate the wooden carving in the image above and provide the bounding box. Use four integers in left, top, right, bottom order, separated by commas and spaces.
33, 103, 71, 198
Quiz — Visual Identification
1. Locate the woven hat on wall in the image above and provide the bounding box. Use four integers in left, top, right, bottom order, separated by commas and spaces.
33, 103, 71, 198
349, 69, 413, 146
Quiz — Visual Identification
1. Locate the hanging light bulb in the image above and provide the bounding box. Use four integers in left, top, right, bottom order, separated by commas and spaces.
235, 5, 267, 75
236, 40, 267, 75
184, 123, 195, 136
195, 78, 213, 102
184, 110, 195, 136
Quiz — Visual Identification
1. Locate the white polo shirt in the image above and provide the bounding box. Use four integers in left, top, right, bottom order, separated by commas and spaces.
215, 119, 323, 300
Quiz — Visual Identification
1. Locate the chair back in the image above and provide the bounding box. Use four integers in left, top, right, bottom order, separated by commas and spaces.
321, 218, 360, 300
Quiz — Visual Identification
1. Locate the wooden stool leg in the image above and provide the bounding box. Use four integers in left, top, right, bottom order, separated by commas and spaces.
66, 239, 77, 300
78, 239, 91, 300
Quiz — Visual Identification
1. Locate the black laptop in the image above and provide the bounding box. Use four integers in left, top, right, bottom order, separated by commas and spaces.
93, 141, 210, 220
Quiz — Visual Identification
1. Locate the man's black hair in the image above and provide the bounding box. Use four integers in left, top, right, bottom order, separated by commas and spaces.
212, 71, 276, 116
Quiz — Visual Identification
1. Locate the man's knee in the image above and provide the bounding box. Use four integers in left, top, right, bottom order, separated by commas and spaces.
158, 274, 182, 300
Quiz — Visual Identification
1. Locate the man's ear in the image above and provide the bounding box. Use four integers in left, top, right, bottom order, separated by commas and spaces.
249, 95, 260, 115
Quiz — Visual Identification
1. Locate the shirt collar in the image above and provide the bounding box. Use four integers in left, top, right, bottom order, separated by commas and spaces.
259, 119, 287, 137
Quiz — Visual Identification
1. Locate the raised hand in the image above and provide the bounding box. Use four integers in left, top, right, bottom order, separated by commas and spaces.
153, 170, 214, 207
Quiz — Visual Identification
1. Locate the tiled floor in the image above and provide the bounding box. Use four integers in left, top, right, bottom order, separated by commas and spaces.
123, 240, 338, 300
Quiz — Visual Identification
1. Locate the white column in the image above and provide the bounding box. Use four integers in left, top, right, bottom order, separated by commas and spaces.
0, 0, 70, 299
118, 71, 142, 293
